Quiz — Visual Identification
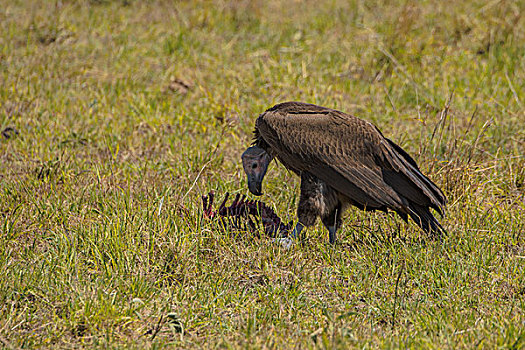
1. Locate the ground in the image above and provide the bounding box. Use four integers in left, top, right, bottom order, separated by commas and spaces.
0, 0, 524, 348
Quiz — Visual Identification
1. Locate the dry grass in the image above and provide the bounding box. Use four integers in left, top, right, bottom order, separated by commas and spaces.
0, 0, 524, 348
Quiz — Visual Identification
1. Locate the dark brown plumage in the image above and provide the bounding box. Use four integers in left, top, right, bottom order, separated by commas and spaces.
241, 101, 446, 244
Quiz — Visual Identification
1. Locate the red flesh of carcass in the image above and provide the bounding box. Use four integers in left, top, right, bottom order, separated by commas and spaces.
202, 191, 291, 238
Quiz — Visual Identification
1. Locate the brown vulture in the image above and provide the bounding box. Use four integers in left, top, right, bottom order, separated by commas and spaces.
241, 101, 446, 244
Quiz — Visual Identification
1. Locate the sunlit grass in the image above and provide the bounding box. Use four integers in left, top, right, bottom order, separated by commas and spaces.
0, 0, 524, 348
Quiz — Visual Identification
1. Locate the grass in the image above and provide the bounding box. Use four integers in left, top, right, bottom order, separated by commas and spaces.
0, 0, 524, 348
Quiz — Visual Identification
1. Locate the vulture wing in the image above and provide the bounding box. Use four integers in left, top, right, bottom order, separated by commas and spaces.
256, 102, 446, 232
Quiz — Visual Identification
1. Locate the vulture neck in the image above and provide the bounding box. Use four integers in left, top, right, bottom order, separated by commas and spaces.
254, 135, 272, 157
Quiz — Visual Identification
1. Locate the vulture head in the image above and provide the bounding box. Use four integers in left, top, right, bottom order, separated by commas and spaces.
241, 146, 272, 196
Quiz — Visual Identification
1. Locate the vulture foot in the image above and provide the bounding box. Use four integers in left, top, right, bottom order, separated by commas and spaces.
271, 237, 294, 249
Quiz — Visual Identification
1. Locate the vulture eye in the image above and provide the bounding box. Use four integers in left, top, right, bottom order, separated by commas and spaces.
252, 163, 258, 169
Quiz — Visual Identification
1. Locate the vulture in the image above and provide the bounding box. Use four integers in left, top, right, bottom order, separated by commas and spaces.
241, 101, 446, 244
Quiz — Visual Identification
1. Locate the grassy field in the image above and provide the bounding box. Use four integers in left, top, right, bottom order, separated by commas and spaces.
1, 0, 524, 348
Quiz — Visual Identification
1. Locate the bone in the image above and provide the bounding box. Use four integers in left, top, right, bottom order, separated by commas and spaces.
201, 191, 292, 238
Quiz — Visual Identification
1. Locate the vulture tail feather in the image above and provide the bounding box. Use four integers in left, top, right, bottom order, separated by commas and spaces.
407, 203, 447, 237
384, 139, 446, 216
396, 211, 409, 224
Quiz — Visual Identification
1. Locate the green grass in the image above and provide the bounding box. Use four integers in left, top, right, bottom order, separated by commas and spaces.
1, 0, 524, 348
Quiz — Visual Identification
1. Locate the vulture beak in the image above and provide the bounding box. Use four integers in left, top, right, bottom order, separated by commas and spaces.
248, 176, 263, 196
242, 146, 271, 196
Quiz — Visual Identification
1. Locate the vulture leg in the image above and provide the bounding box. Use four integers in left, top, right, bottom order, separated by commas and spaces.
297, 172, 341, 243
297, 173, 322, 228
291, 222, 304, 239
321, 202, 342, 244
